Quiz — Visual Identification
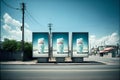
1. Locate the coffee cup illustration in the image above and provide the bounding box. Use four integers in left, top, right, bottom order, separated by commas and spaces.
38, 38, 44, 53
76, 38, 83, 53
57, 38, 64, 53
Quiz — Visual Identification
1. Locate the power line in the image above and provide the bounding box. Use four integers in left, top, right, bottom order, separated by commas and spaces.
2, 0, 46, 28
1, 0, 20, 10
26, 9, 45, 27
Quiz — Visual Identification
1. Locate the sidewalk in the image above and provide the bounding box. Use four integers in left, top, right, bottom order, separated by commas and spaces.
85, 55, 120, 65
0, 55, 120, 65
0, 60, 37, 65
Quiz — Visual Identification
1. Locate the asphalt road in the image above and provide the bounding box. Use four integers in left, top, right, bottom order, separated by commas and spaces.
0, 64, 120, 80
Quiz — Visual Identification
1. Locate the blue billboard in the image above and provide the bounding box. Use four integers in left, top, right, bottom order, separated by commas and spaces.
72, 32, 89, 57
52, 32, 69, 57
32, 32, 49, 57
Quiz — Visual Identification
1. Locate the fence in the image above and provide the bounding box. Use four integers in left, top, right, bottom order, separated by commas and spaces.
0, 51, 22, 61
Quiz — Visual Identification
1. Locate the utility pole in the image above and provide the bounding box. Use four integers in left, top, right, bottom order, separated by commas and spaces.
48, 23, 52, 35
48, 23, 52, 60
0, 21, 1, 50
21, 3, 25, 61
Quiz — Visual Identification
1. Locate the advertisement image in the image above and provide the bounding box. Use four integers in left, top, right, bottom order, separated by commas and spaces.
52, 32, 69, 57
72, 32, 89, 57
32, 32, 49, 57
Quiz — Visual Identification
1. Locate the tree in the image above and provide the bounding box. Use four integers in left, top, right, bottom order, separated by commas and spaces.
2, 38, 33, 60
16, 41, 22, 51
2, 38, 17, 53
24, 42, 32, 60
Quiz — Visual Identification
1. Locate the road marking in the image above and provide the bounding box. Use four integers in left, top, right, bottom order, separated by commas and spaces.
1, 69, 119, 72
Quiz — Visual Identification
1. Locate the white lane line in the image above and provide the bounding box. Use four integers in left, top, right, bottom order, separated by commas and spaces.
1, 69, 119, 72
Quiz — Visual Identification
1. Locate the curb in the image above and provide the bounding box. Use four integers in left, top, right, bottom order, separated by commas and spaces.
0, 61, 105, 65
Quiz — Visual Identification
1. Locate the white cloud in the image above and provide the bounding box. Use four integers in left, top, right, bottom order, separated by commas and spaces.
3, 24, 11, 31
3, 13, 12, 23
90, 32, 119, 48
89, 35, 97, 48
105, 32, 119, 45
3, 13, 21, 27
2, 13, 32, 42
24, 28, 32, 42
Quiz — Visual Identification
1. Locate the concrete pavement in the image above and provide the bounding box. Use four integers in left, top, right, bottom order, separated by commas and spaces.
84, 55, 120, 65
1, 64, 120, 80
0, 55, 119, 65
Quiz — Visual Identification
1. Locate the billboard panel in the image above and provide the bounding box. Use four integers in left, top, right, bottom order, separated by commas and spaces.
52, 32, 69, 57
32, 32, 49, 57
72, 32, 89, 57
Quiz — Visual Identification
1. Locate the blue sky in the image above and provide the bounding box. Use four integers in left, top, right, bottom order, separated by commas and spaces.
1, 0, 119, 46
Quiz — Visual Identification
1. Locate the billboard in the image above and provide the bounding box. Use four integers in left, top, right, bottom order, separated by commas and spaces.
72, 32, 89, 57
52, 32, 69, 57
32, 32, 49, 57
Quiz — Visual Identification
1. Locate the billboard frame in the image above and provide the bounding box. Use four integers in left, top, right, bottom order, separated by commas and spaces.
32, 32, 50, 58
71, 32, 89, 58
52, 32, 69, 58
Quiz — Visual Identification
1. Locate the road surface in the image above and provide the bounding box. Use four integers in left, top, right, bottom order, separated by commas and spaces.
0, 64, 120, 80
